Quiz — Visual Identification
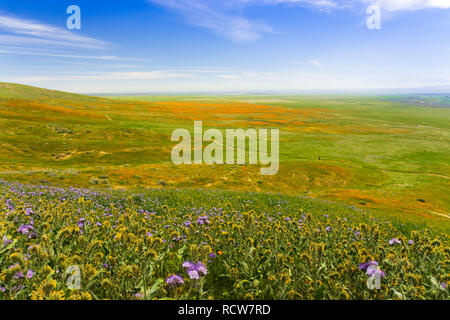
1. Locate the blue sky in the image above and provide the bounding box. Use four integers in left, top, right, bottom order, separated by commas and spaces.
0, 0, 449, 93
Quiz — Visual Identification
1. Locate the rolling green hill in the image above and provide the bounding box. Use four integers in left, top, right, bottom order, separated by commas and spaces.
0, 83, 449, 300
0, 82, 449, 232
0, 82, 104, 102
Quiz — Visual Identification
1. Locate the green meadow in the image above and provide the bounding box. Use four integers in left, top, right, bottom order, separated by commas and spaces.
0, 82, 449, 233
0, 82, 449, 300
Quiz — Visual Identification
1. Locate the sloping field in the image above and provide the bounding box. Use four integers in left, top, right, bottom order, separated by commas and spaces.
0, 83, 449, 300
0, 83, 449, 231
0, 180, 448, 299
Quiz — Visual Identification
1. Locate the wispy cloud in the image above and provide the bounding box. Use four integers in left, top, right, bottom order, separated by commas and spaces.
360, 0, 450, 11
218, 74, 241, 79
307, 59, 323, 67
5, 68, 278, 83
0, 13, 106, 48
7, 70, 195, 82
148, 0, 273, 42
0, 12, 147, 63
271, 0, 450, 11
242, 0, 340, 11
0, 34, 104, 49
147, 0, 449, 42
288, 59, 324, 67
0, 47, 148, 61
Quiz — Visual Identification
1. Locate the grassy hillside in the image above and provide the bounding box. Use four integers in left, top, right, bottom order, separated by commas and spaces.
0, 82, 104, 102
0, 83, 449, 300
0, 83, 449, 232
0, 180, 448, 300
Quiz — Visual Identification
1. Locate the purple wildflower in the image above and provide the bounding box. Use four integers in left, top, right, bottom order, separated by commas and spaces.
183, 260, 207, 279
182, 261, 194, 269
187, 268, 200, 280
441, 283, 447, 290
196, 216, 210, 225
209, 253, 216, 259
134, 293, 144, 299
165, 274, 184, 287
195, 261, 207, 276
389, 238, 401, 245
26, 269, 34, 279
11, 285, 24, 293
359, 260, 378, 271
17, 224, 33, 235
360, 260, 386, 278
366, 265, 386, 278
408, 240, 414, 245
77, 218, 85, 229
2, 236, 12, 246
13, 272, 24, 279
326, 226, 331, 232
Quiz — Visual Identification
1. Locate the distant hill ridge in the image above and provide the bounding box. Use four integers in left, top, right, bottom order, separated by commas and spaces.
0, 82, 104, 103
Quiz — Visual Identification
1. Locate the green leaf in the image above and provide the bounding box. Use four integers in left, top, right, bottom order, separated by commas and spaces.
430, 276, 440, 289
145, 278, 164, 299
314, 286, 325, 300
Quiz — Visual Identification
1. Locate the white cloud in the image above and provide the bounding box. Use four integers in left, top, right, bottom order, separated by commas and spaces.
361, 0, 450, 11
0, 34, 104, 49
307, 59, 323, 67
4, 67, 279, 84
245, 0, 339, 10
148, 0, 449, 41
0, 12, 148, 63
219, 74, 241, 79
148, 0, 272, 41
0, 47, 147, 61
0, 13, 106, 48
271, 0, 450, 11
7, 70, 194, 82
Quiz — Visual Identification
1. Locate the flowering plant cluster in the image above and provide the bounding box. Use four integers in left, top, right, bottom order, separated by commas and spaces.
0, 181, 448, 300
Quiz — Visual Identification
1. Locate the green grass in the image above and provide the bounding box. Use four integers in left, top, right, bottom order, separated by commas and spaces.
0, 82, 449, 233
1, 181, 448, 300
0, 83, 449, 300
